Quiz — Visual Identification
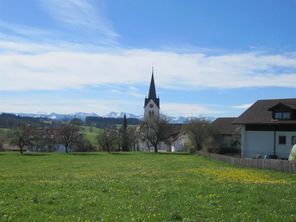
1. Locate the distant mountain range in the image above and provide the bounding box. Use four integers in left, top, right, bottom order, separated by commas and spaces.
11, 112, 214, 124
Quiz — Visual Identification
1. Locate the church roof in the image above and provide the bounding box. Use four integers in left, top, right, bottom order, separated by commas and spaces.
148, 73, 156, 99
144, 73, 160, 108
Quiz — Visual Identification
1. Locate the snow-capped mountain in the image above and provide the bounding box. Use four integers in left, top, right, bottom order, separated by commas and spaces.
13, 112, 214, 124
16, 112, 100, 121
103, 112, 143, 119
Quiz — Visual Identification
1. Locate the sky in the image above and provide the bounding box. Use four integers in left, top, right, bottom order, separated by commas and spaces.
0, 0, 296, 117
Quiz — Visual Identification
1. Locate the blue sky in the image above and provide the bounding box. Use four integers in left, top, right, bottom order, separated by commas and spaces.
0, 0, 296, 117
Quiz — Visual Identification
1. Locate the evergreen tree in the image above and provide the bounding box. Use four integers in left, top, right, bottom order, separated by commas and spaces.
121, 114, 129, 151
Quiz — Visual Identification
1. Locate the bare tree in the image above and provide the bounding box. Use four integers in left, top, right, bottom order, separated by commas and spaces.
183, 119, 216, 152
58, 123, 80, 153
73, 134, 95, 152
127, 127, 139, 151
0, 133, 5, 151
10, 124, 35, 154
97, 128, 118, 152
43, 126, 58, 152
141, 116, 172, 153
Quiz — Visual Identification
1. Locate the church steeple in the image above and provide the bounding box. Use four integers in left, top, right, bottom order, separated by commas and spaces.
148, 69, 157, 100
144, 68, 160, 109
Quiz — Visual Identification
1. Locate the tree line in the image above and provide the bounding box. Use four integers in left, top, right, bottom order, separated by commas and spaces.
0, 114, 223, 154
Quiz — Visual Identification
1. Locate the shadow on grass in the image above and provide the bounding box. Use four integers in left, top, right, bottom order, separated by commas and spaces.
71, 152, 137, 156
71, 152, 188, 156
156, 152, 190, 156
71, 152, 102, 156
22, 153, 50, 156
110, 152, 134, 155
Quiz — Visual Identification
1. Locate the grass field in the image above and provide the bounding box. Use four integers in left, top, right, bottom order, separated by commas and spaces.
0, 152, 295, 222
81, 126, 102, 148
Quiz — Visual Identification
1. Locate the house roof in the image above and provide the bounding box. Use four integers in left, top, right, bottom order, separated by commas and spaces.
233, 98, 296, 125
268, 102, 296, 111
212, 117, 240, 135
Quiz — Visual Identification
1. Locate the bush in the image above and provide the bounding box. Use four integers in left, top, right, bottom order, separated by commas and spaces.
74, 135, 96, 152
183, 119, 217, 152
183, 142, 196, 154
289, 145, 296, 161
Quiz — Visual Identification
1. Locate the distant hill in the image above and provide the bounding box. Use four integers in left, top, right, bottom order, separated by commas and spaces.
0, 113, 141, 129
0, 113, 50, 128
1, 112, 215, 127
85, 116, 141, 128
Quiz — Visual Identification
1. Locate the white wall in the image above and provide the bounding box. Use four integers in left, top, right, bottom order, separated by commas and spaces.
244, 130, 296, 159
245, 131, 274, 158
144, 100, 159, 121
275, 131, 296, 158
172, 134, 189, 152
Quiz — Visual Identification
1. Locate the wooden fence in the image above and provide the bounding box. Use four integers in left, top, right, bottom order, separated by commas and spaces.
197, 151, 296, 173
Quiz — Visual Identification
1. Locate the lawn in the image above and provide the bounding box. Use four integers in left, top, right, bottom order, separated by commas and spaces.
0, 152, 295, 222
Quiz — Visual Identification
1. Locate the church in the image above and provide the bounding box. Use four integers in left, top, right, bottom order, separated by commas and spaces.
139, 70, 188, 152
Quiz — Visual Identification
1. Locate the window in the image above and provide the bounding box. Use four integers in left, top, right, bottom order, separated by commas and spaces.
292, 136, 296, 145
279, 136, 286, 145
275, 112, 282, 119
149, 110, 154, 117
275, 112, 291, 120
283, 112, 291, 119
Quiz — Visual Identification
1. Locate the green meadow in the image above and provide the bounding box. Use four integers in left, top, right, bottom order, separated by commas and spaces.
0, 152, 295, 222
81, 126, 102, 148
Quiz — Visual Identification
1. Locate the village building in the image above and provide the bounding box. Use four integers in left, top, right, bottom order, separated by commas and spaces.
211, 117, 240, 154
233, 98, 296, 159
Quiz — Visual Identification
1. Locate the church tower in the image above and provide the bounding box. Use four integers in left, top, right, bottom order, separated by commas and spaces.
144, 69, 160, 121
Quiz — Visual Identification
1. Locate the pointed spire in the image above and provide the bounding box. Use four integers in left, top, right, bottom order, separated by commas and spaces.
148, 68, 157, 99
144, 67, 160, 109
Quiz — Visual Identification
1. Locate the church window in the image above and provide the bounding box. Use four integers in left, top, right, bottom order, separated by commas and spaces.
149, 111, 154, 117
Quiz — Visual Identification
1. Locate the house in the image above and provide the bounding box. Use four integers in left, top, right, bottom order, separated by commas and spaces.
233, 98, 296, 159
169, 131, 190, 152
159, 124, 188, 152
211, 117, 240, 153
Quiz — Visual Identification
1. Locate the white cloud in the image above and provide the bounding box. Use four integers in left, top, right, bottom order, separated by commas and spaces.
0, 20, 52, 38
161, 103, 216, 117
0, 43, 296, 91
37, 0, 118, 42
231, 103, 253, 109
0, 98, 126, 115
